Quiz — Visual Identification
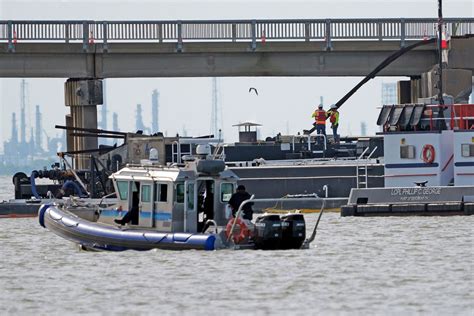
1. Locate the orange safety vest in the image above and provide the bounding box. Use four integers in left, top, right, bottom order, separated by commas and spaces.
313, 110, 327, 125
329, 110, 339, 125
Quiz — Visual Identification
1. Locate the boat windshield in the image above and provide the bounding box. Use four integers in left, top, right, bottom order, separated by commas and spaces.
220, 183, 234, 202
176, 183, 184, 203
117, 181, 129, 200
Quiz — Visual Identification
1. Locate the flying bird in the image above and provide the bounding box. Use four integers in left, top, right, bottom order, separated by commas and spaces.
248, 87, 259, 96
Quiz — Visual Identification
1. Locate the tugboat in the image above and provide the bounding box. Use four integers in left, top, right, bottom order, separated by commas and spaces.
341, 102, 474, 216
38, 145, 322, 251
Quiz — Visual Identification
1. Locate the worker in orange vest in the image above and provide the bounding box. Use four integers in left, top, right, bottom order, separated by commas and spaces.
311, 104, 328, 138
327, 104, 340, 144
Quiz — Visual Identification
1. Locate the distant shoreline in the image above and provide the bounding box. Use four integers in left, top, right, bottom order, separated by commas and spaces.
0, 159, 57, 177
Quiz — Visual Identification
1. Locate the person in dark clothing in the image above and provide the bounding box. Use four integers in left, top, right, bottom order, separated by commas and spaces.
115, 189, 140, 225
203, 191, 214, 220
228, 185, 253, 220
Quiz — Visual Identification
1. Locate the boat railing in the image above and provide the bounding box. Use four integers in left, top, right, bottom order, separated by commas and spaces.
123, 162, 166, 169
379, 103, 474, 132
227, 155, 382, 168
212, 143, 226, 160
357, 146, 370, 160
59, 153, 90, 197
172, 137, 223, 163
97, 191, 118, 208
309, 134, 327, 153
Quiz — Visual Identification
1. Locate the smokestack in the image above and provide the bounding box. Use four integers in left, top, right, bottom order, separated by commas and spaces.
20, 79, 27, 144
135, 104, 145, 132
112, 112, 119, 132
11, 112, 18, 144
35, 105, 42, 152
151, 89, 159, 133
29, 127, 35, 154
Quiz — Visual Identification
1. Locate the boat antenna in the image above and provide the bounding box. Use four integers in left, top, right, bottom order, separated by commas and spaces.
437, 0, 444, 105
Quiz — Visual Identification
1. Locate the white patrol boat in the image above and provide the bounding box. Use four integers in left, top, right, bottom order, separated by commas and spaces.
38, 145, 322, 251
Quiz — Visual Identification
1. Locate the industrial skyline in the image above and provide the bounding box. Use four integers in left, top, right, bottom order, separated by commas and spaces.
2, 97, 66, 169
1, 78, 421, 157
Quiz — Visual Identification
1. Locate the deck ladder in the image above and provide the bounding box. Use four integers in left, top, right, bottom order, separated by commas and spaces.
356, 163, 368, 188
355, 146, 378, 189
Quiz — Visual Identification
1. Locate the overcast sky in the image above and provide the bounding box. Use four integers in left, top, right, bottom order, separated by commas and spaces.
0, 0, 473, 152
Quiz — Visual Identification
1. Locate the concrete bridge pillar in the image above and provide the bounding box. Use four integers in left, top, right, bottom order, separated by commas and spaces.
420, 67, 472, 103
64, 78, 103, 169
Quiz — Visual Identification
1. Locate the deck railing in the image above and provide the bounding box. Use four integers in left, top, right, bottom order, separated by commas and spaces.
1, 18, 473, 51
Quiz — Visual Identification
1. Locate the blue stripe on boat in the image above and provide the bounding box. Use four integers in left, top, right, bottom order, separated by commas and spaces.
100, 209, 172, 221
454, 162, 474, 167
385, 162, 439, 168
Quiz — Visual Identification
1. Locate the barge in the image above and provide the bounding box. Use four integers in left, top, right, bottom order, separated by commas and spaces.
3, 124, 384, 217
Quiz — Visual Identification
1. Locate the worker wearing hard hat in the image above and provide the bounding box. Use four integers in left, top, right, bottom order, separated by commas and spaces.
327, 104, 340, 144
311, 103, 328, 138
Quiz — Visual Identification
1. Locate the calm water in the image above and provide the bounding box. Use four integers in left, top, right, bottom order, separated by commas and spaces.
0, 175, 473, 315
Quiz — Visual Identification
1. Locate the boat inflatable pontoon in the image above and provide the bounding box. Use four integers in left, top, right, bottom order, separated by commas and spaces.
38, 204, 217, 251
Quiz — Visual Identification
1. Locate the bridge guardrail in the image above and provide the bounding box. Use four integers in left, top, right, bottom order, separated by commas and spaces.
1, 18, 473, 51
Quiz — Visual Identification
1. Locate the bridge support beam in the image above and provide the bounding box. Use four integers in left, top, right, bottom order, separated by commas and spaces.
420, 67, 472, 103
64, 79, 103, 169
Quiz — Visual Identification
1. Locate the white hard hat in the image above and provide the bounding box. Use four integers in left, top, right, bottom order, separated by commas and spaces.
330, 104, 337, 109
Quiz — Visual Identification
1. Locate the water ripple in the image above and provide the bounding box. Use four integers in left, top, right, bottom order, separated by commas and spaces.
0, 176, 473, 314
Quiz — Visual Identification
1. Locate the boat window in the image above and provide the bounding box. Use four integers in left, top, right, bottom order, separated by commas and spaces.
141, 184, 151, 202
176, 183, 184, 203
220, 183, 234, 202
117, 181, 129, 200
187, 183, 194, 209
155, 183, 168, 202
400, 145, 416, 159
461, 144, 474, 157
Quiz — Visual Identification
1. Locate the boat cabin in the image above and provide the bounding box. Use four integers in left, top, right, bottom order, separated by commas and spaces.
377, 103, 474, 187
99, 152, 239, 233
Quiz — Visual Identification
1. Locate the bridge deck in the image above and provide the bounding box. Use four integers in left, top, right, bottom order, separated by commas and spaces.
1, 18, 472, 78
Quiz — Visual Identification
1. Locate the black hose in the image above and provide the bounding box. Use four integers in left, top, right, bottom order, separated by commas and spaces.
30, 171, 41, 199
334, 38, 436, 109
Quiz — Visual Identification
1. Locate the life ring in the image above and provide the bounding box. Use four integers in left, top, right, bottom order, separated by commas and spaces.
422, 144, 435, 164
225, 217, 250, 244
